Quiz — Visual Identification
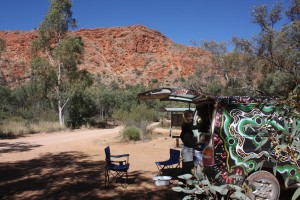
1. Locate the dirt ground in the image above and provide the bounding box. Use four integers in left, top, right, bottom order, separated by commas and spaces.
0, 125, 184, 200
0, 126, 296, 200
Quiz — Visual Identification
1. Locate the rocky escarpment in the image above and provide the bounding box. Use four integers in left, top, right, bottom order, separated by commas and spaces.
0, 25, 213, 87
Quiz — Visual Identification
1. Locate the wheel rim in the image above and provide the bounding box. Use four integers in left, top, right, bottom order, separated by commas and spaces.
250, 179, 276, 200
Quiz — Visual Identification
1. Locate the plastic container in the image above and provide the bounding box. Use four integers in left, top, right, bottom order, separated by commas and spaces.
152, 176, 172, 186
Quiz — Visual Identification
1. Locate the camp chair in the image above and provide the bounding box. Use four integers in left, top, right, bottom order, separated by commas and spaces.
104, 146, 130, 188
155, 148, 181, 177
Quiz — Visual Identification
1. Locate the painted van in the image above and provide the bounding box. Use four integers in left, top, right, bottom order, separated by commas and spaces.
138, 87, 300, 200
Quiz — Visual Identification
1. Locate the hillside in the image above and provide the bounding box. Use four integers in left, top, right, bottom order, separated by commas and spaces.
0, 25, 213, 87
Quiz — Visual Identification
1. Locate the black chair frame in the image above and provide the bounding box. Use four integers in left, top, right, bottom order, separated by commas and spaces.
155, 148, 181, 177
104, 146, 130, 188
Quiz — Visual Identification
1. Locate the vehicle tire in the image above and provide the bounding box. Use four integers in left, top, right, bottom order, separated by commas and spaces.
245, 170, 280, 200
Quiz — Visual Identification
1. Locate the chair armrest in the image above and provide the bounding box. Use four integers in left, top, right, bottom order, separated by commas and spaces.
110, 154, 129, 158
110, 154, 130, 164
110, 160, 127, 165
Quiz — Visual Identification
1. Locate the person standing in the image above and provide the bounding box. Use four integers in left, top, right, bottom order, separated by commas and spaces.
180, 110, 202, 175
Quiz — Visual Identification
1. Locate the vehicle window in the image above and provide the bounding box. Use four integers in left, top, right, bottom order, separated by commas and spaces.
196, 102, 214, 133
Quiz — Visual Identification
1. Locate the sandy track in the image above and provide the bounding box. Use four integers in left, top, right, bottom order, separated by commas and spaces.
0, 126, 182, 200
1, 127, 122, 145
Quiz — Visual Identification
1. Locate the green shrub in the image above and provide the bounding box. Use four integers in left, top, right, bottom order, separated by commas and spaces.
151, 79, 158, 83
113, 103, 161, 140
66, 91, 97, 129
203, 81, 223, 96
258, 71, 297, 97
122, 126, 140, 141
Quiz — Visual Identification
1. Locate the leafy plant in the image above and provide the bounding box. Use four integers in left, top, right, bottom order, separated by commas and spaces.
270, 91, 300, 200
172, 165, 249, 200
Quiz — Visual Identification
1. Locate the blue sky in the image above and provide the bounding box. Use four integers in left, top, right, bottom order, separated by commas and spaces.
0, 0, 290, 47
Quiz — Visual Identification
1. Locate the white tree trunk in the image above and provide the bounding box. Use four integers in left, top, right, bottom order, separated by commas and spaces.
57, 62, 64, 127
58, 100, 64, 127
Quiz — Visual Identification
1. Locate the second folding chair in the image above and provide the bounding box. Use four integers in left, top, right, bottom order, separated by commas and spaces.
155, 148, 181, 177
104, 146, 130, 188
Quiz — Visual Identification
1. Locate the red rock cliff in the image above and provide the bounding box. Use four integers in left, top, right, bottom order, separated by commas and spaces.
0, 25, 212, 87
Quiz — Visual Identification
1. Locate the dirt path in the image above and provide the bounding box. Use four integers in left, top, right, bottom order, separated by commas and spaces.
0, 126, 182, 200
0, 127, 123, 162
0, 127, 122, 147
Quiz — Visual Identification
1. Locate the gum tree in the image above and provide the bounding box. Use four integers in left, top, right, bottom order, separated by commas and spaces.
232, 1, 300, 97
31, 0, 91, 126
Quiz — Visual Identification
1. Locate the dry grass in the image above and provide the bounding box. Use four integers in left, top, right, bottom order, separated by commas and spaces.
0, 120, 66, 138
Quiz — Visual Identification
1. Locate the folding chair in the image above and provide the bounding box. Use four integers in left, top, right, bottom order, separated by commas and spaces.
104, 146, 130, 188
155, 148, 181, 177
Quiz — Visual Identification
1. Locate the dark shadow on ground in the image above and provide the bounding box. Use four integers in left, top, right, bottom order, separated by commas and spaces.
0, 142, 42, 153
157, 168, 182, 180
0, 151, 181, 200
0, 133, 32, 139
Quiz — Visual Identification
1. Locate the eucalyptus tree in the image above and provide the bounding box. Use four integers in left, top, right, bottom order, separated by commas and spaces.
31, 0, 91, 126
278, 0, 300, 98
186, 40, 228, 95
189, 1, 299, 97
251, 1, 300, 96
187, 40, 252, 96
232, 0, 300, 97
278, 0, 300, 78
250, 2, 283, 71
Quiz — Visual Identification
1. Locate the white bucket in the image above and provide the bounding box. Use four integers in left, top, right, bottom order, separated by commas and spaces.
152, 176, 172, 186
